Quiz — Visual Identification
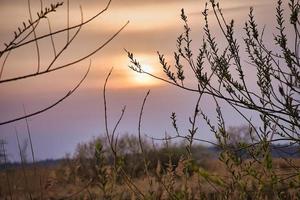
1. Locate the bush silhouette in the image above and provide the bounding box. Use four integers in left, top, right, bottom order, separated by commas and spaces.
126, 0, 300, 198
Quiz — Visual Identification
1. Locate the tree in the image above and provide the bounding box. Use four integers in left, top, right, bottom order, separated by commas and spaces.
127, 0, 300, 198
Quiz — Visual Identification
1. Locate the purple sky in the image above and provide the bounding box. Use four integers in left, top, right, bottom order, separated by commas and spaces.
0, 0, 280, 160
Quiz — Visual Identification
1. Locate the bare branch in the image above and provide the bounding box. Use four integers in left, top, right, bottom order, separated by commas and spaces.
0, 61, 91, 126
0, 21, 129, 84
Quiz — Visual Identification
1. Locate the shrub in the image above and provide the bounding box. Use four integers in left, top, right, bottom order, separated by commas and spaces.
126, 0, 300, 198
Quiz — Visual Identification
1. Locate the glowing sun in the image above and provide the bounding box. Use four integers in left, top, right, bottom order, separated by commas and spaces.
132, 64, 157, 86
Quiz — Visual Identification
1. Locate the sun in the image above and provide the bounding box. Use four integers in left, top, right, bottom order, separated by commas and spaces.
132, 64, 157, 86
110, 54, 162, 88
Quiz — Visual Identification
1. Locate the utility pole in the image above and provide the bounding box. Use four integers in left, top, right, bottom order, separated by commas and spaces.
0, 139, 7, 165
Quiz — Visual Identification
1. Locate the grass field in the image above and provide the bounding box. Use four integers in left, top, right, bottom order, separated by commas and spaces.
1, 152, 300, 199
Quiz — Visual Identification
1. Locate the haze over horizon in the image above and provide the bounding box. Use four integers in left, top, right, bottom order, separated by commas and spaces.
0, 0, 279, 161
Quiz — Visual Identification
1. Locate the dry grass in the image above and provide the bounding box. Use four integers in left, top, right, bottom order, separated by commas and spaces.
1, 158, 300, 199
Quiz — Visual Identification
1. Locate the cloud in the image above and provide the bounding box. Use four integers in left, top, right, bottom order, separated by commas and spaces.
78, 0, 199, 7
188, 1, 271, 16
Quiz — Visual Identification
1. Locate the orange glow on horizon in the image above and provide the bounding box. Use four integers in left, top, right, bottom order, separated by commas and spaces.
90, 54, 163, 89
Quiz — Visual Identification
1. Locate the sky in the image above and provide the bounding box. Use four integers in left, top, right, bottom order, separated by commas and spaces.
0, 0, 278, 161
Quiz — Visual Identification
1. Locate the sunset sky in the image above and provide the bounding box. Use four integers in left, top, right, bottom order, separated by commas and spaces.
0, 0, 278, 160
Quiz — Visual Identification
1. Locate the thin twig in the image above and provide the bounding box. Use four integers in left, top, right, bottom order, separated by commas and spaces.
67, 0, 70, 43
103, 68, 145, 199
46, 7, 83, 71
1, 0, 113, 54
138, 90, 150, 155
28, 0, 41, 73
0, 21, 129, 85
103, 67, 113, 149
0, 50, 10, 80
23, 104, 44, 200
138, 90, 153, 194
0, 60, 91, 125
112, 105, 126, 154
15, 127, 33, 200
23, 104, 36, 167
46, 18, 57, 57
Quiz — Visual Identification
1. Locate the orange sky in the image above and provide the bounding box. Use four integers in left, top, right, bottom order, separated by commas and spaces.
0, 0, 277, 160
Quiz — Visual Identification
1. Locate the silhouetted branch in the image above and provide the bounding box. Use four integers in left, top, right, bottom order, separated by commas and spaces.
0, 61, 91, 125
0, 0, 112, 54
0, 21, 129, 84
102, 68, 146, 199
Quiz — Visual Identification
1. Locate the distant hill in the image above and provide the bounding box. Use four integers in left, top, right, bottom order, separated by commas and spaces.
207, 144, 300, 158
1, 144, 299, 170
0, 158, 64, 171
